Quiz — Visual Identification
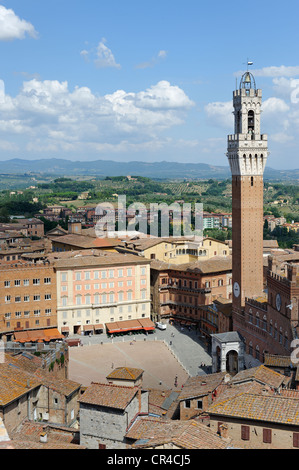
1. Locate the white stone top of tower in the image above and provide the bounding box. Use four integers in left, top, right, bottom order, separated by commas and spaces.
227, 70, 269, 176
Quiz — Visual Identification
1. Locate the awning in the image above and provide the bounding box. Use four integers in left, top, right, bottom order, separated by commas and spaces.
61, 327, 69, 333
93, 324, 104, 330
83, 325, 94, 332
105, 318, 155, 334
106, 319, 142, 334
13, 328, 63, 343
138, 318, 155, 331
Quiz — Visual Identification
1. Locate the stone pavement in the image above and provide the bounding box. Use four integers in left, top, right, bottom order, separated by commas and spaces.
68, 322, 213, 390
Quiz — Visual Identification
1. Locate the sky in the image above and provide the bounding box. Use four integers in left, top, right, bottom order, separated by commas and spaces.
0, 0, 298, 169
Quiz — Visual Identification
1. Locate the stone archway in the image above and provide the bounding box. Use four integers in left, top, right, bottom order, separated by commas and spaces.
211, 331, 245, 374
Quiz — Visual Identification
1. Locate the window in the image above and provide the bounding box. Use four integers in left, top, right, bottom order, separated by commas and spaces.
15, 296, 21, 303
4, 281, 10, 288
45, 294, 51, 300
24, 279, 29, 286
218, 279, 223, 287
197, 400, 203, 409
15, 280, 21, 286
141, 267, 146, 276
44, 278, 51, 284
85, 271, 90, 280
34, 310, 40, 316
241, 425, 250, 441
85, 284, 91, 290
185, 400, 191, 408
34, 295, 41, 301
94, 271, 99, 279
109, 270, 114, 278
33, 279, 40, 285
24, 311, 30, 317
76, 272, 81, 281
294, 433, 299, 448
263, 428, 272, 444
127, 268, 132, 277
45, 309, 51, 315
101, 270, 107, 279
118, 269, 123, 277
76, 296, 81, 306
15, 311, 21, 318
5, 295, 11, 303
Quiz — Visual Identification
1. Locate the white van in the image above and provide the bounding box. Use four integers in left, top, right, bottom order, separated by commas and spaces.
155, 322, 167, 330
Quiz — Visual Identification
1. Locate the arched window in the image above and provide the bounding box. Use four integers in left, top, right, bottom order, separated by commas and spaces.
256, 345, 260, 361
248, 110, 254, 133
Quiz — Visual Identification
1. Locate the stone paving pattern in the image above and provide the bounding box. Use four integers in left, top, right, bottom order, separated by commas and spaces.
68, 323, 212, 390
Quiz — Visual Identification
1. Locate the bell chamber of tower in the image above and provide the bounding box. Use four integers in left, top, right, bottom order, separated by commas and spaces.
227, 72, 268, 177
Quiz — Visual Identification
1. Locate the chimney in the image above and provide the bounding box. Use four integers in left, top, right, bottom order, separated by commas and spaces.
219, 423, 229, 439
287, 263, 297, 282
40, 432, 48, 443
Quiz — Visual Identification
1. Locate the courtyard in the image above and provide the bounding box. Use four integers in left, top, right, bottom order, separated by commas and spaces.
68, 322, 213, 390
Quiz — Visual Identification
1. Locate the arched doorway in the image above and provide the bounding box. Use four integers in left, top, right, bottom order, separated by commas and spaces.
226, 350, 239, 375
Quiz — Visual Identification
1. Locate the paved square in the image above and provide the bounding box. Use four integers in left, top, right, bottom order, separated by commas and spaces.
69, 339, 189, 390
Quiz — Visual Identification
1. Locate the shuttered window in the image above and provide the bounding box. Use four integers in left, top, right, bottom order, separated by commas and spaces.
293, 433, 299, 448
263, 428, 272, 444
241, 425, 250, 440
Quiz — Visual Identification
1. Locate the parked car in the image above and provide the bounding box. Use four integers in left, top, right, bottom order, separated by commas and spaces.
155, 322, 167, 330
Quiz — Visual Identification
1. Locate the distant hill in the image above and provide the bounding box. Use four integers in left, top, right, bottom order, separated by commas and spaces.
0, 158, 297, 180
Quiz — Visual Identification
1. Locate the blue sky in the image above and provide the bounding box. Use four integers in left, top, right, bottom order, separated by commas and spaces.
0, 0, 298, 169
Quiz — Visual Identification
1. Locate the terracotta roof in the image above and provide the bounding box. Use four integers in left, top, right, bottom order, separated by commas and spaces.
0, 363, 41, 406
54, 252, 150, 269
148, 389, 180, 418
207, 390, 299, 426
150, 256, 232, 274
11, 421, 85, 449
263, 354, 294, 368
107, 367, 144, 381
231, 365, 287, 390
179, 372, 228, 401
33, 369, 81, 397
79, 382, 139, 410
126, 417, 228, 449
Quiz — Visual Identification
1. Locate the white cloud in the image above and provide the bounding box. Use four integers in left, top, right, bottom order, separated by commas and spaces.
135, 50, 168, 69
251, 65, 299, 78
0, 5, 37, 40
204, 101, 233, 129
262, 97, 290, 114
94, 38, 121, 69
0, 78, 194, 155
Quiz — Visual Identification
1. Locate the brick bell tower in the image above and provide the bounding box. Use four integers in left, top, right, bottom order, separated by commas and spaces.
227, 71, 269, 317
